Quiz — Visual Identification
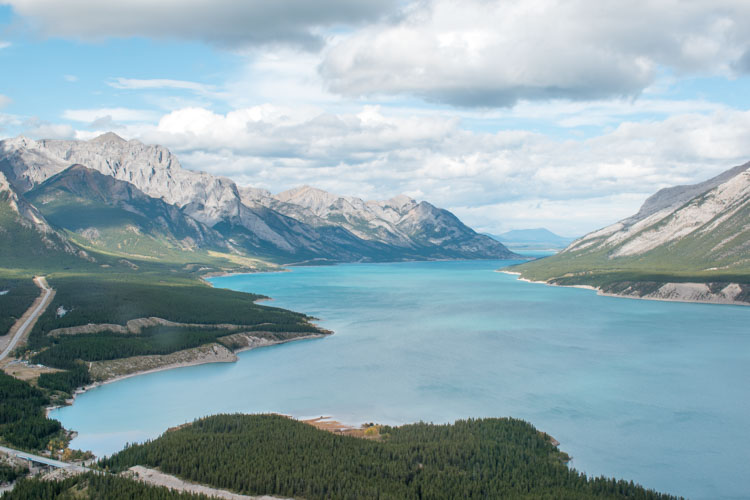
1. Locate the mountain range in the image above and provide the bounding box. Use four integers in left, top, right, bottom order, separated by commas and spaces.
509, 161, 750, 304
0, 133, 517, 266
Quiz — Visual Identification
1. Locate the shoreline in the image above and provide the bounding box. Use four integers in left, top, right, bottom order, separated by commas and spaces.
499, 270, 748, 306
197, 266, 291, 288
45, 332, 329, 417
47, 271, 328, 417
498, 270, 597, 290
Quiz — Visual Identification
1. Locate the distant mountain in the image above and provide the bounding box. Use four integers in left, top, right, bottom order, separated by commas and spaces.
489, 228, 574, 249
268, 185, 512, 259
0, 133, 517, 263
508, 162, 750, 305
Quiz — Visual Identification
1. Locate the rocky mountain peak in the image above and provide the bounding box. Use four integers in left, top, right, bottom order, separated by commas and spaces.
381, 194, 415, 210
89, 132, 128, 144
1, 134, 517, 262
238, 185, 273, 206
626, 161, 750, 226
563, 161, 750, 261
275, 185, 340, 209
1, 135, 36, 151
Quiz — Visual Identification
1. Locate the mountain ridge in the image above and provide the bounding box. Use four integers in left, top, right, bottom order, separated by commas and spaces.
0, 170, 86, 265
25, 164, 230, 258
507, 161, 750, 305
0, 133, 518, 264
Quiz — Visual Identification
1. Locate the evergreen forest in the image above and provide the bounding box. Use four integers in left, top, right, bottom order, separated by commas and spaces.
102, 413, 678, 500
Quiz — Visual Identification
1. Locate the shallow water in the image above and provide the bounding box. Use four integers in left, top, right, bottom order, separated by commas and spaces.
52, 259, 750, 499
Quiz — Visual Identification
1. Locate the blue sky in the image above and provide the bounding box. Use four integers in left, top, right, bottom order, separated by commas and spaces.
2, 0, 750, 236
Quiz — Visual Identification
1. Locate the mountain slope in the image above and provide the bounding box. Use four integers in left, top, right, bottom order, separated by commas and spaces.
0, 170, 83, 268
271, 185, 517, 259
1, 134, 517, 263
25, 164, 230, 260
508, 162, 750, 305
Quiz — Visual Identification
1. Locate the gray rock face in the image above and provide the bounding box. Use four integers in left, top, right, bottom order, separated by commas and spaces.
0, 170, 78, 255
563, 161, 750, 266
0, 134, 241, 228
626, 161, 750, 225
0, 170, 51, 232
271, 185, 515, 257
0, 133, 516, 262
26, 164, 228, 250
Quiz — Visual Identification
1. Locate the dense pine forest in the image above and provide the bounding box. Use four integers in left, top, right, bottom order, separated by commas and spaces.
32, 326, 316, 372
15, 274, 325, 396
1, 473, 213, 499
0, 372, 62, 450
28, 275, 302, 334
0, 279, 38, 336
102, 414, 678, 499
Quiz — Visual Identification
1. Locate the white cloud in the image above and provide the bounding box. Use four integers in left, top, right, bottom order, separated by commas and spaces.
453, 194, 648, 237
0, 41, 10, 50
148, 105, 457, 160
0, 112, 23, 137
108, 78, 218, 96
62, 107, 161, 123
320, 0, 750, 106
508, 98, 727, 129
19, 119, 75, 140
108, 104, 750, 235
6, 0, 396, 49
0, 95, 11, 109
223, 49, 342, 108
63, 74, 78, 82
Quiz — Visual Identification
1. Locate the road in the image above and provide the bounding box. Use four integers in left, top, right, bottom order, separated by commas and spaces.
0, 445, 90, 473
0, 276, 53, 361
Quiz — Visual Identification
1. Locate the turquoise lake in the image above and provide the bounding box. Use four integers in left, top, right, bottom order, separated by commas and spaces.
51, 259, 750, 499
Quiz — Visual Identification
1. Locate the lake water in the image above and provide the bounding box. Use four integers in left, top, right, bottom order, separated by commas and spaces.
52, 259, 750, 499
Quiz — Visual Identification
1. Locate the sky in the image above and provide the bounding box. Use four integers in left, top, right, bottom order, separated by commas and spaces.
1, 0, 750, 237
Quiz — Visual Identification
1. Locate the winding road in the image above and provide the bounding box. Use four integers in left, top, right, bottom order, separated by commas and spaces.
0, 276, 54, 361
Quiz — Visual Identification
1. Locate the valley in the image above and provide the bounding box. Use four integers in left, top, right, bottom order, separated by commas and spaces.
3, 3, 750, 498
1, 134, 747, 499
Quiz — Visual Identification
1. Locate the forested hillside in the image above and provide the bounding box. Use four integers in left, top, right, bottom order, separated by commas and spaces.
0, 372, 62, 450
103, 414, 676, 500
0, 278, 38, 336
